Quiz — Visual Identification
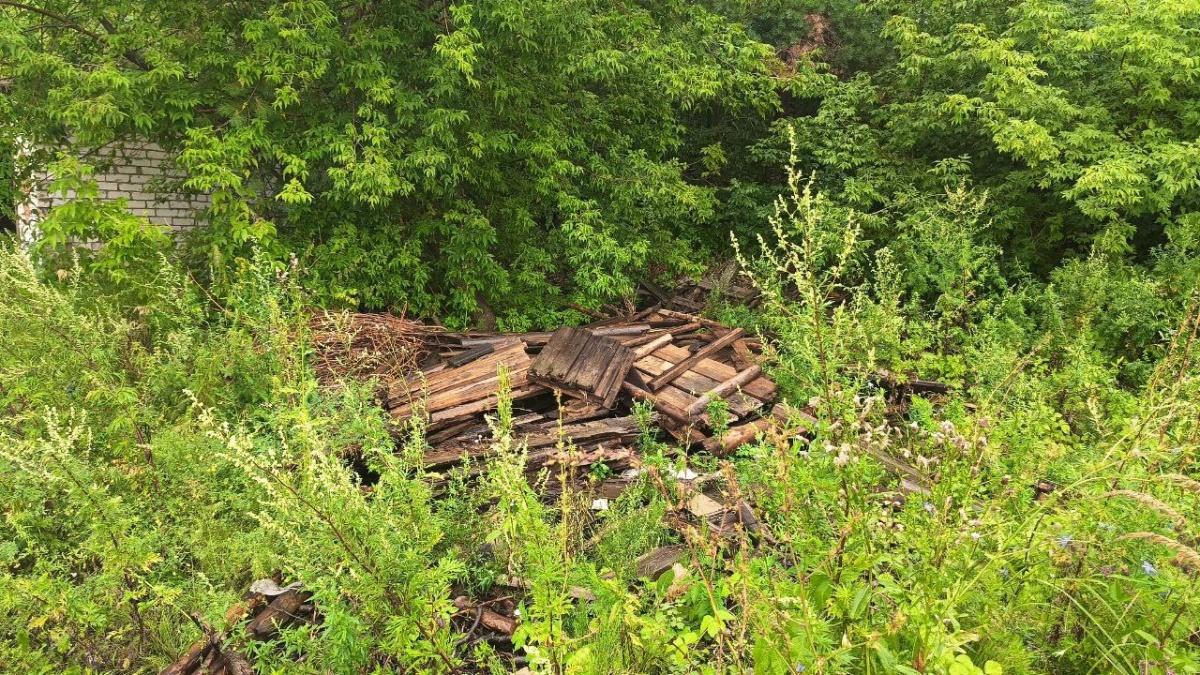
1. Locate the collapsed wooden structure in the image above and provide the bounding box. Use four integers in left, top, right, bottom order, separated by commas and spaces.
362, 302, 796, 499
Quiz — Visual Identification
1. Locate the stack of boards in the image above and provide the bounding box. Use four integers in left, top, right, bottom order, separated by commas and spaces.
377, 306, 792, 492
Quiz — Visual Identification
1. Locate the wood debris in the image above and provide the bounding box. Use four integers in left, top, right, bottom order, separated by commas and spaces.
160, 579, 316, 675
302, 289, 796, 495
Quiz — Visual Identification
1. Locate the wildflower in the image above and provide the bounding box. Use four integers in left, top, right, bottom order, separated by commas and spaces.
940, 420, 955, 434
1100, 566, 1114, 576
795, 665, 807, 674
971, 532, 981, 541
1142, 561, 1158, 577
923, 501, 935, 514
1098, 522, 1115, 532
1056, 534, 1074, 548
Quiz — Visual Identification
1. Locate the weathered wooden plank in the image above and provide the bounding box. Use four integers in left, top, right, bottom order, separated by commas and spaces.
590, 324, 650, 337
429, 385, 544, 424
685, 365, 762, 418
635, 545, 686, 580
648, 328, 745, 391
634, 354, 761, 417
631, 333, 674, 357
387, 341, 528, 407
389, 360, 532, 418
652, 344, 776, 400
447, 343, 495, 367
597, 346, 637, 408
621, 381, 691, 425
569, 337, 610, 393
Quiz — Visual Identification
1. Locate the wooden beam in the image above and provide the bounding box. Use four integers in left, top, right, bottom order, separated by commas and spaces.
648, 327, 744, 391
633, 333, 674, 359
685, 365, 762, 418
621, 381, 691, 425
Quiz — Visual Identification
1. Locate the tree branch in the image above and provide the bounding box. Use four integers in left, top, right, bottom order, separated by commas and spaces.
0, 0, 102, 40
96, 14, 151, 71
0, 1, 151, 70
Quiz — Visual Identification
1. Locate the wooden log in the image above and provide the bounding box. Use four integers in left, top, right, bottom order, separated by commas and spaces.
621, 382, 691, 425
590, 324, 650, 337
246, 589, 311, 641
453, 596, 517, 635
648, 328, 744, 391
659, 418, 710, 445
630, 304, 662, 321
633, 333, 674, 359
621, 329, 670, 348
655, 309, 727, 330
457, 333, 552, 348
702, 417, 776, 455
685, 365, 762, 418
160, 641, 211, 675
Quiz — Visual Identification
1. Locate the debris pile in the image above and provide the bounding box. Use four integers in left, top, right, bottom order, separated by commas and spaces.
363, 303, 799, 498
310, 312, 443, 387
161, 579, 316, 675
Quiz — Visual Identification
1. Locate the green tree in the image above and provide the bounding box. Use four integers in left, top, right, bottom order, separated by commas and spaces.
0, 0, 781, 325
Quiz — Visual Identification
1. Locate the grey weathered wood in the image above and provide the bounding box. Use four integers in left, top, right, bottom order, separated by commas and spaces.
589, 324, 650, 337
531, 329, 633, 407
635, 545, 686, 580
447, 343, 494, 367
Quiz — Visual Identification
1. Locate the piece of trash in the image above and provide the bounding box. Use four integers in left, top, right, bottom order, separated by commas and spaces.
675, 467, 698, 480
249, 578, 304, 598
591, 498, 609, 510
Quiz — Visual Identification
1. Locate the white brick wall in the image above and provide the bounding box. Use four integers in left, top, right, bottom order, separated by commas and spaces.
16, 141, 211, 246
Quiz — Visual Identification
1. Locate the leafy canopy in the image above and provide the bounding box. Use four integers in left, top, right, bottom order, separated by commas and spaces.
0, 0, 781, 325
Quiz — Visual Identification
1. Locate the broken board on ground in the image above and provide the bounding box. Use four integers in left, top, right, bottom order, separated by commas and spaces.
530, 326, 639, 408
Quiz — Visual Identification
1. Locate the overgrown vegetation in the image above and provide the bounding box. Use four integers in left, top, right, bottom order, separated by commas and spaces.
2, 0, 1200, 673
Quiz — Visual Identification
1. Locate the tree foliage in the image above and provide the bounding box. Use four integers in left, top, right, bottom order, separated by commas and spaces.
1, 0, 780, 324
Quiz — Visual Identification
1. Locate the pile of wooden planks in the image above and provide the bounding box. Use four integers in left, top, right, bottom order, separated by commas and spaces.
365, 303, 799, 494
386, 339, 542, 432
307, 279, 803, 497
